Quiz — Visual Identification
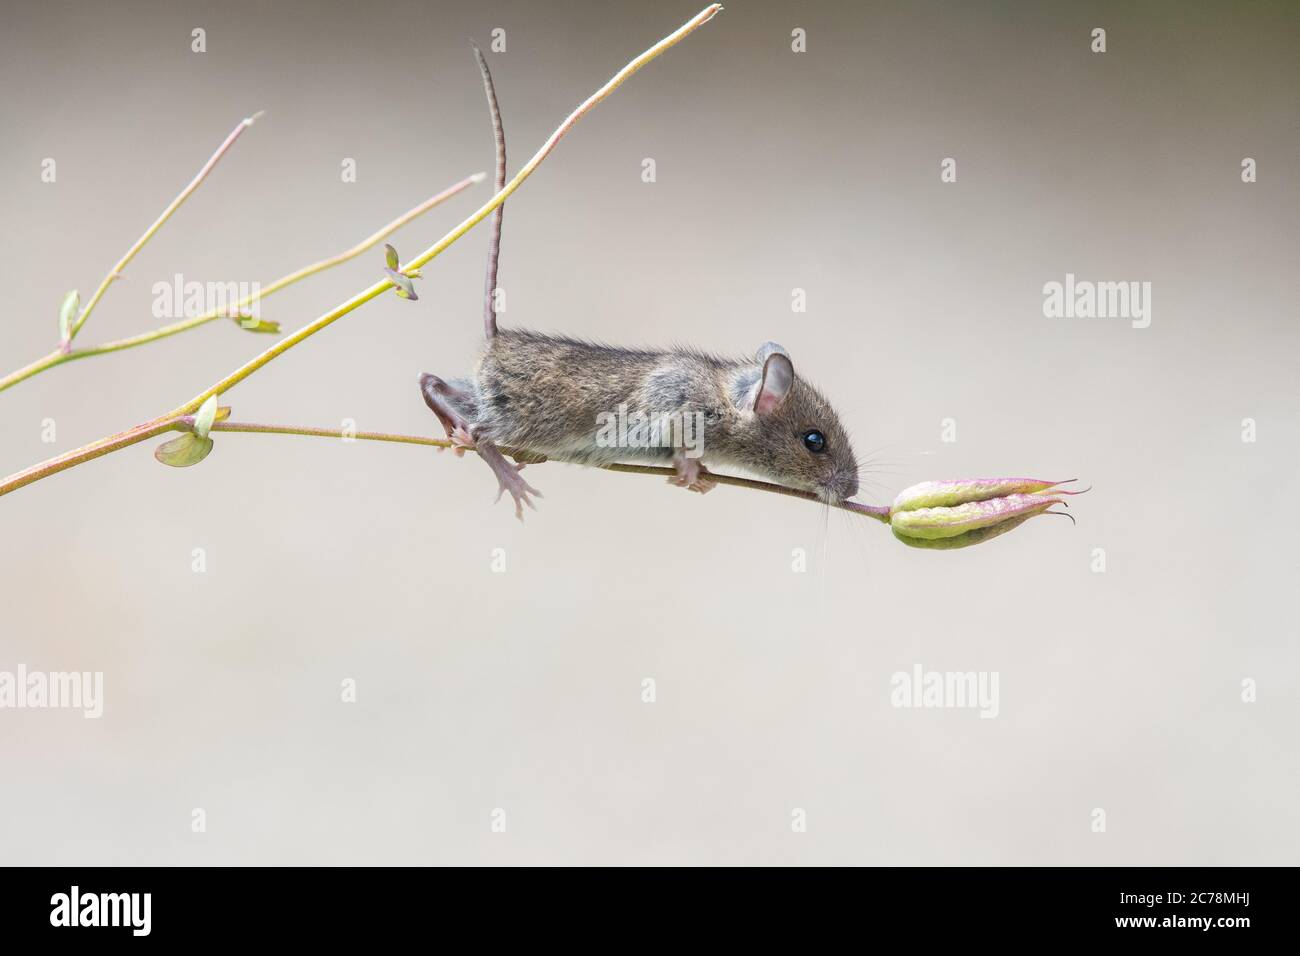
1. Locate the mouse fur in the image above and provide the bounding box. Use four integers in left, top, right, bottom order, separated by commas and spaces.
417, 48, 859, 517
438, 328, 860, 504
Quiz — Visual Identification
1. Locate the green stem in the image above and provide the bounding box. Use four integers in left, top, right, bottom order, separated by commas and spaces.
68, 113, 263, 343
0, 5, 727, 499
0, 350, 66, 392
0, 173, 482, 395
164, 2, 725, 418
0, 405, 893, 523
0, 417, 182, 498
210, 421, 445, 447
206, 420, 892, 522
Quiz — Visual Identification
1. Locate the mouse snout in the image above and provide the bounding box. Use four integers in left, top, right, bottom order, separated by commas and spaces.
825, 466, 859, 503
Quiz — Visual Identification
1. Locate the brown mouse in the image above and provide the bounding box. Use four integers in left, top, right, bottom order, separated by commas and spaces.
419, 48, 860, 519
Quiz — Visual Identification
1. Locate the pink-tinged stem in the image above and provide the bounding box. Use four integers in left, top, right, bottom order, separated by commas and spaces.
68, 112, 264, 342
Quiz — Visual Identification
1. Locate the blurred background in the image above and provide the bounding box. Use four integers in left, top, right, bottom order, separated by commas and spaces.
0, 0, 1296, 864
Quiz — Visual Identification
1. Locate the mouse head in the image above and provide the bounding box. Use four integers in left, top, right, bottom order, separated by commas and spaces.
735, 342, 860, 503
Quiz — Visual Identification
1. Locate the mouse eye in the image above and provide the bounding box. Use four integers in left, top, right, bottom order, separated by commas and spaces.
802, 430, 826, 454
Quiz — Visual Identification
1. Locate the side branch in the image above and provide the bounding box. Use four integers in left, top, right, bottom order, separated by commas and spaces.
0, 419, 182, 497
0, 5, 727, 502
0, 173, 482, 395
0, 412, 893, 525
206, 420, 891, 521
69, 112, 264, 342
162, 3, 724, 419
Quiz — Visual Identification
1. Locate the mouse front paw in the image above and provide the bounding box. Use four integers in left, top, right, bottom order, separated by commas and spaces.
668, 455, 717, 495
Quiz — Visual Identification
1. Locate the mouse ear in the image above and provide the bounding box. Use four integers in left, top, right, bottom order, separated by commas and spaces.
753, 350, 794, 415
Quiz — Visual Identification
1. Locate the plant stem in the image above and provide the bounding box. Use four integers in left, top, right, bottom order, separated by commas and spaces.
0, 409, 893, 523
208, 419, 892, 522
163, 2, 725, 418
0, 417, 182, 497
0, 173, 483, 395
0, 5, 727, 501
68, 113, 263, 343
0, 352, 65, 394
210, 421, 444, 447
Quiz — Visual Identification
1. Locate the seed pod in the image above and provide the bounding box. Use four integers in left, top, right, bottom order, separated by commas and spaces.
890, 477, 1082, 549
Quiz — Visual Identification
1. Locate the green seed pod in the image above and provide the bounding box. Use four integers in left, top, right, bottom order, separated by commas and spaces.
889, 477, 1082, 548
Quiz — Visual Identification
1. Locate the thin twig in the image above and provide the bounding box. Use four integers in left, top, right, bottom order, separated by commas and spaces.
0, 173, 483, 394
68, 112, 264, 343
0, 418, 184, 497
0, 4, 726, 502
211, 421, 444, 447
162, 3, 725, 419
205, 419, 893, 522
0, 408, 891, 524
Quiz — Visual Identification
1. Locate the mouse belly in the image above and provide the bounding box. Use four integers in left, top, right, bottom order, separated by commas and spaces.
465, 378, 708, 467
466, 330, 734, 466
478, 417, 685, 467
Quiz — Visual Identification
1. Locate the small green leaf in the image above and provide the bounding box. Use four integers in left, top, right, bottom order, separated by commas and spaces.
154, 432, 214, 468
58, 290, 80, 343
232, 313, 280, 334
384, 243, 400, 271
384, 267, 419, 301
193, 395, 219, 438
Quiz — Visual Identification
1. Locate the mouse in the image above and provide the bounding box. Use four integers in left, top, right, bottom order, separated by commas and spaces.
418, 48, 860, 519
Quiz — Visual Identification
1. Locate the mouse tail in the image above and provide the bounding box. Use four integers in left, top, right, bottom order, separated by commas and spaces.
472, 42, 506, 340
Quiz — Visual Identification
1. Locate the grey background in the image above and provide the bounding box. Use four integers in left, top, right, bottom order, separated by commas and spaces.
0, 0, 1296, 864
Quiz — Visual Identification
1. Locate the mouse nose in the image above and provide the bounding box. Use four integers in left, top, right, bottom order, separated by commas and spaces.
831, 469, 859, 502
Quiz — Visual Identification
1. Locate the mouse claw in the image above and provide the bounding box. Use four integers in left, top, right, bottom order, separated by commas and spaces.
666, 475, 717, 494
669, 455, 717, 494
489, 454, 542, 519
495, 469, 542, 520
446, 425, 476, 458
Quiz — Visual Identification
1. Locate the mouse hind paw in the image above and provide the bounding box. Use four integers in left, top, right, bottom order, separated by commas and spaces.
445, 425, 476, 458
476, 438, 543, 520
495, 467, 543, 520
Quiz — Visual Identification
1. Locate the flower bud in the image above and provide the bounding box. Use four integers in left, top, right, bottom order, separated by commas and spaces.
58, 290, 80, 349
384, 243, 420, 300
890, 478, 1082, 550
